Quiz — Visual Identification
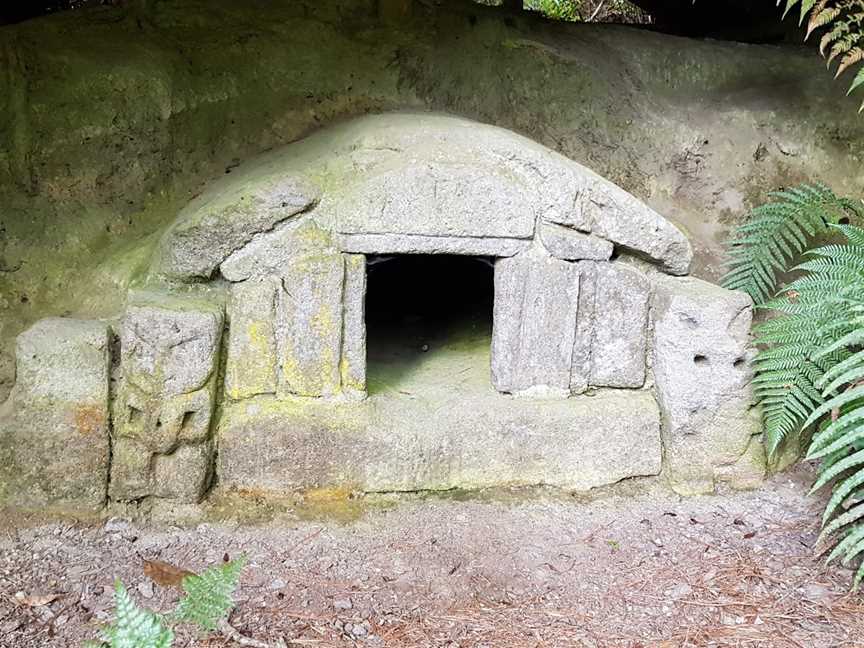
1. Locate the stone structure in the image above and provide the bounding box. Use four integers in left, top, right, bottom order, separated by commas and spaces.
0, 114, 765, 511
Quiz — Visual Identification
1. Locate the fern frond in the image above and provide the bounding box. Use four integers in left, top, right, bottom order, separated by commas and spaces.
101, 582, 174, 648
837, 47, 864, 76
175, 556, 246, 632
722, 183, 856, 307
810, 7, 843, 38
785, 0, 864, 102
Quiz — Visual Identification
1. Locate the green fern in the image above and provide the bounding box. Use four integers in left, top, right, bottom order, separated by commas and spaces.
722, 183, 860, 307
735, 213, 864, 588
174, 556, 247, 631
98, 582, 174, 648
793, 231, 864, 588
88, 557, 247, 646
781, 0, 864, 109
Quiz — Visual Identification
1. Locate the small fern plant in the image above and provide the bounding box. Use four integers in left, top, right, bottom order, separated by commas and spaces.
86, 556, 246, 648
94, 582, 174, 648
723, 185, 864, 586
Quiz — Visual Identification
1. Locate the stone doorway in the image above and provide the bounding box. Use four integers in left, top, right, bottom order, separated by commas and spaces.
365, 255, 494, 396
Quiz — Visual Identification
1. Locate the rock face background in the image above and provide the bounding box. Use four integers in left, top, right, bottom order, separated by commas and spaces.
1, 0, 863, 401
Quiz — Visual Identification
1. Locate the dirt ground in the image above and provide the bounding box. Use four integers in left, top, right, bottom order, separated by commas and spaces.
2, 463, 864, 648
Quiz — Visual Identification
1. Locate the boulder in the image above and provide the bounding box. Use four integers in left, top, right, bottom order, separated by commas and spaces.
0, 318, 110, 511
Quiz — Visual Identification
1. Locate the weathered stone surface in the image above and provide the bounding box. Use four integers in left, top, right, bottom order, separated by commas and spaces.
277, 253, 344, 398
337, 233, 529, 257
651, 275, 763, 494
218, 390, 662, 493
582, 178, 693, 276
539, 222, 613, 261
154, 173, 319, 281
569, 262, 597, 394
341, 254, 367, 398
152, 442, 213, 501
336, 161, 536, 239
715, 435, 768, 492
491, 253, 581, 396
111, 294, 223, 502
590, 264, 650, 388
151, 113, 691, 288
0, 318, 110, 511
220, 219, 335, 282
225, 278, 280, 400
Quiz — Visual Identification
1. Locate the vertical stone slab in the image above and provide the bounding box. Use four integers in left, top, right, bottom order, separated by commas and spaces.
652, 275, 764, 494
0, 318, 110, 511
277, 253, 345, 398
589, 264, 650, 388
570, 262, 596, 394
341, 254, 367, 398
491, 253, 580, 396
110, 294, 223, 503
225, 278, 279, 400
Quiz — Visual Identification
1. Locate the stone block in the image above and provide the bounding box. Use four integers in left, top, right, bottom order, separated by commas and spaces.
277, 253, 345, 398
337, 233, 529, 257
539, 222, 613, 261
491, 253, 581, 396
111, 294, 222, 502
651, 275, 763, 494
155, 173, 319, 280
152, 442, 213, 501
589, 264, 650, 388
0, 318, 110, 511
217, 390, 662, 494
336, 161, 536, 240
225, 278, 280, 400
220, 219, 335, 282
341, 254, 367, 398
569, 262, 596, 394
581, 178, 692, 276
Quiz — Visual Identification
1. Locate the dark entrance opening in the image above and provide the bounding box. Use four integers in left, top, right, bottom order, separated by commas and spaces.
365, 255, 494, 395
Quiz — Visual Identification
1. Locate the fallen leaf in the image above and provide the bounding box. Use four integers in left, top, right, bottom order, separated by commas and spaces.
12, 591, 60, 607
143, 559, 195, 589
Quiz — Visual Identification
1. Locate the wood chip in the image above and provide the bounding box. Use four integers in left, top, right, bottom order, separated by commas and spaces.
12, 591, 61, 607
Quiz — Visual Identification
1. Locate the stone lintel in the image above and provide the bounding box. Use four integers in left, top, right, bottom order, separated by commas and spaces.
338, 233, 530, 257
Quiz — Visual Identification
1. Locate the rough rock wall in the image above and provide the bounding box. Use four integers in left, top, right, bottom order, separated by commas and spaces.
1, 0, 863, 401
